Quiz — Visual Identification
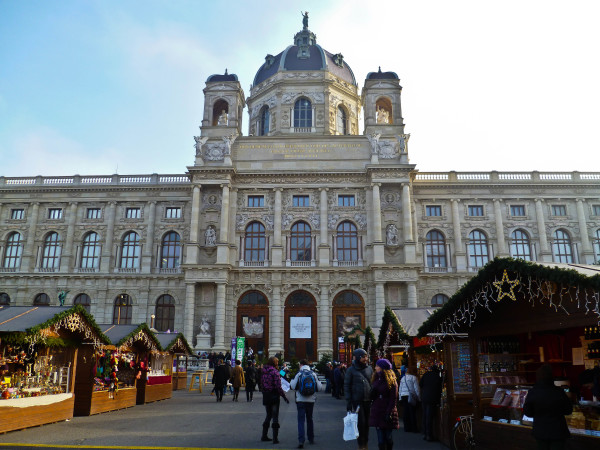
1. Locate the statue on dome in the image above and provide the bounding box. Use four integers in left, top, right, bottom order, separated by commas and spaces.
301, 11, 309, 29
217, 109, 228, 126
376, 106, 390, 124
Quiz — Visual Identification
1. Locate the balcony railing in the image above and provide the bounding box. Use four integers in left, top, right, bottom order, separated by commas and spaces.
414, 171, 600, 183
423, 266, 454, 273
239, 260, 269, 267
1, 173, 190, 187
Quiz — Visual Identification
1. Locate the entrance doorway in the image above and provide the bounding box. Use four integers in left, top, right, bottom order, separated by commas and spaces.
236, 291, 269, 358
332, 290, 365, 361
284, 290, 317, 361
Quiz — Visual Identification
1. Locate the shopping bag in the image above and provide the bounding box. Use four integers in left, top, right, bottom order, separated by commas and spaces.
343, 411, 359, 441
281, 378, 290, 393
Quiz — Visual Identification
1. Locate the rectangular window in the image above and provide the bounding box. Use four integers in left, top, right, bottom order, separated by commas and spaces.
165, 207, 181, 219
338, 195, 355, 207
86, 208, 101, 219
593, 205, 600, 216
248, 196, 265, 207
426, 205, 442, 217
552, 205, 567, 216
468, 205, 484, 217
48, 208, 62, 219
125, 207, 141, 219
11, 209, 24, 220
510, 205, 526, 217
293, 195, 310, 207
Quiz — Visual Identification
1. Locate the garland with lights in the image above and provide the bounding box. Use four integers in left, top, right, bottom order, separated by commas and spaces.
161, 333, 193, 355
418, 258, 600, 340
377, 306, 410, 359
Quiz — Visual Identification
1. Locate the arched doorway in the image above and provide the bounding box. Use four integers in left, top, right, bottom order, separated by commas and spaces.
236, 291, 269, 358
284, 290, 317, 361
332, 290, 365, 361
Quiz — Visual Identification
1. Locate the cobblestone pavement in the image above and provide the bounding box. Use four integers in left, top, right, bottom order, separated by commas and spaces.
0, 387, 449, 450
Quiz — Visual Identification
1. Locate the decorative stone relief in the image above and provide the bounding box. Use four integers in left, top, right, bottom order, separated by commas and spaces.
282, 213, 294, 229
236, 214, 250, 230
194, 136, 208, 158
308, 213, 320, 230
202, 193, 221, 210
354, 213, 367, 229
378, 140, 399, 159
262, 214, 274, 230
204, 142, 226, 161
366, 133, 380, 155
328, 214, 340, 230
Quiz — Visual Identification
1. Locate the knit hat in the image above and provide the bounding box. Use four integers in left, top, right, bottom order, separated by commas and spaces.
376, 359, 392, 370
353, 348, 367, 359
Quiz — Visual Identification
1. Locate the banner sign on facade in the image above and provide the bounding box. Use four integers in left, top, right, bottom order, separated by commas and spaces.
231, 337, 237, 365
290, 316, 311, 339
236, 336, 245, 363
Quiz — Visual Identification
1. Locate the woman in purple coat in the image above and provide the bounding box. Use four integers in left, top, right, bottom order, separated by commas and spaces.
369, 359, 399, 450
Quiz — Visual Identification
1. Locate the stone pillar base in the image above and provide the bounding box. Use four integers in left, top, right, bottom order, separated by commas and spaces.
196, 334, 212, 352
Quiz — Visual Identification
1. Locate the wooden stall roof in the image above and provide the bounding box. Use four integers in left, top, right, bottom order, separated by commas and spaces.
392, 308, 435, 337
418, 258, 600, 338
0, 305, 109, 345
99, 323, 160, 352
153, 332, 193, 355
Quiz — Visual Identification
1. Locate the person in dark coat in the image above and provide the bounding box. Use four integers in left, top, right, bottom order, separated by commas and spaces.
420, 365, 443, 441
245, 361, 258, 402
323, 362, 332, 393
329, 363, 337, 397
369, 359, 399, 450
260, 356, 289, 444
212, 359, 230, 402
334, 363, 344, 399
523, 364, 572, 450
344, 348, 373, 450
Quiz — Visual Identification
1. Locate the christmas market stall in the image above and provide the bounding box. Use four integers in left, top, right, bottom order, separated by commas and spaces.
376, 306, 410, 367
73, 323, 159, 415
341, 325, 377, 365
418, 258, 600, 449
0, 305, 108, 433
153, 332, 193, 393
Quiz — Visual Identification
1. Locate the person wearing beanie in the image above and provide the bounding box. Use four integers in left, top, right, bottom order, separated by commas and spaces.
344, 348, 373, 450
369, 359, 399, 450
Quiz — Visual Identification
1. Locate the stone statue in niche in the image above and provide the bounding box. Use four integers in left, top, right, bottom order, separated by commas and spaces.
205, 226, 217, 246
194, 136, 208, 157
386, 224, 399, 246
199, 315, 211, 335
217, 110, 228, 126
376, 106, 389, 124
222, 134, 236, 156
367, 132, 381, 154
396, 133, 410, 152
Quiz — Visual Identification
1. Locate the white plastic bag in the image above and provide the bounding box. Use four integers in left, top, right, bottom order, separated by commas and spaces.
281, 378, 290, 393
343, 411, 359, 441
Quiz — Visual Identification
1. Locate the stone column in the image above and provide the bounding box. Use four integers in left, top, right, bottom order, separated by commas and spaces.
186, 186, 202, 265
451, 199, 466, 271
576, 199, 594, 263
142, 201, 156, 272
407, 282, 418, 308
318, 188, 330, 265
493, 199, 508, 257
402, 183, 416, 263
375, 282, 385, 326
60, 202, 78, 273
535, 199, 551, 261
216, 184, 230, 264
317, 287, 332, 357
272, 188, 283, 266
269, 285, 284, 355
183, 283, 196, 347
229, 188, 238, 260
100, 202, 116, 272
213, 282, 227, 351
372, 183, 385, 264
22, 202, 40, 271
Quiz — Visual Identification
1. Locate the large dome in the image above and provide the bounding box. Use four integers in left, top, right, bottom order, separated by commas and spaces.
253, 24, 356, 87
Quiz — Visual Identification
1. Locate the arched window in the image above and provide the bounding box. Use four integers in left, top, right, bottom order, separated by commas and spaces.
0, 293, 10, 306
425, 230, 447, 268
594, 229, 600, 263
294, 98, 312, 128
286, 290, 316, 307
333, 291, 363, 306
160, 231, 181, 269
244, 222, 266, 262
240, 291, 268, 305
468, 230, 489, 268
553, 229, 574, 263
119, 231, 140, 269
336, 221, 358, 262
510, 229, 532, 261
259, 106, 270, 136
80, 232, 100, 269
34, 293, 50, 306
431, 294, 449, 307
73, 293, 91, 312
290, 221, 311, 262
336, 106, 347, 135
3, 232, 23, 269
41, 232, 61, 269
155, 294, 175, 332
113, 294, 132, 324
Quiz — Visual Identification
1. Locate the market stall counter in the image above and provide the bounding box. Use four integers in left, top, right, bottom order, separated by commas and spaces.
419, 258, 600, 449
0, 305, 108, 433
152, 332, 192, 393
73, 323, 159, 415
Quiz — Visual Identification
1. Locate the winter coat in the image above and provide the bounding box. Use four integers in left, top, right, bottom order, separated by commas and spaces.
261, 365, 286, 405
420, 370, 443, 404
344, 360, 374, 408
368, 372, 399, 430
231, 365, 245, 388
523, 381, 572, 441
399, 373, 420, 401
290, 365, 322, 402
212, 364, 230, 387
334, 367, 344, 386
245, 366, 257, 388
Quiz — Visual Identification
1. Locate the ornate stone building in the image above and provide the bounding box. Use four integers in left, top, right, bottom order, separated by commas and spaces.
1, 20, 599, 360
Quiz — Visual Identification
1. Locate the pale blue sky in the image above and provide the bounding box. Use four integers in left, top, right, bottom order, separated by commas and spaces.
1, 0, 599, 177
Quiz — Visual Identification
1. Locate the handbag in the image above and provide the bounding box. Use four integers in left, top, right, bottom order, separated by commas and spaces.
343, 411, 360, 441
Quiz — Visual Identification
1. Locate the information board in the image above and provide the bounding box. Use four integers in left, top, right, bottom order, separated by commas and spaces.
451, 342, 472, 394
290, 317, 311, 339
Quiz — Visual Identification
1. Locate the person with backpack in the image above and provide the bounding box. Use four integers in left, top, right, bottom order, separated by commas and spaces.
290, 359, 322, 449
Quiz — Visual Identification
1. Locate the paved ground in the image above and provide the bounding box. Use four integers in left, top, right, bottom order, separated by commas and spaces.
0, 387, 449, 450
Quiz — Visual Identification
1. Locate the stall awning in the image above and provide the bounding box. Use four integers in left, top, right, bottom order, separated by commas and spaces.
99, 323, 160, 352
392, 308, 435, 337
0, 306, 71, 332
154, 332, 193, 355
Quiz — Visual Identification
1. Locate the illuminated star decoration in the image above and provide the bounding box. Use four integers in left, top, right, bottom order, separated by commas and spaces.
493, 270, 520, 302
